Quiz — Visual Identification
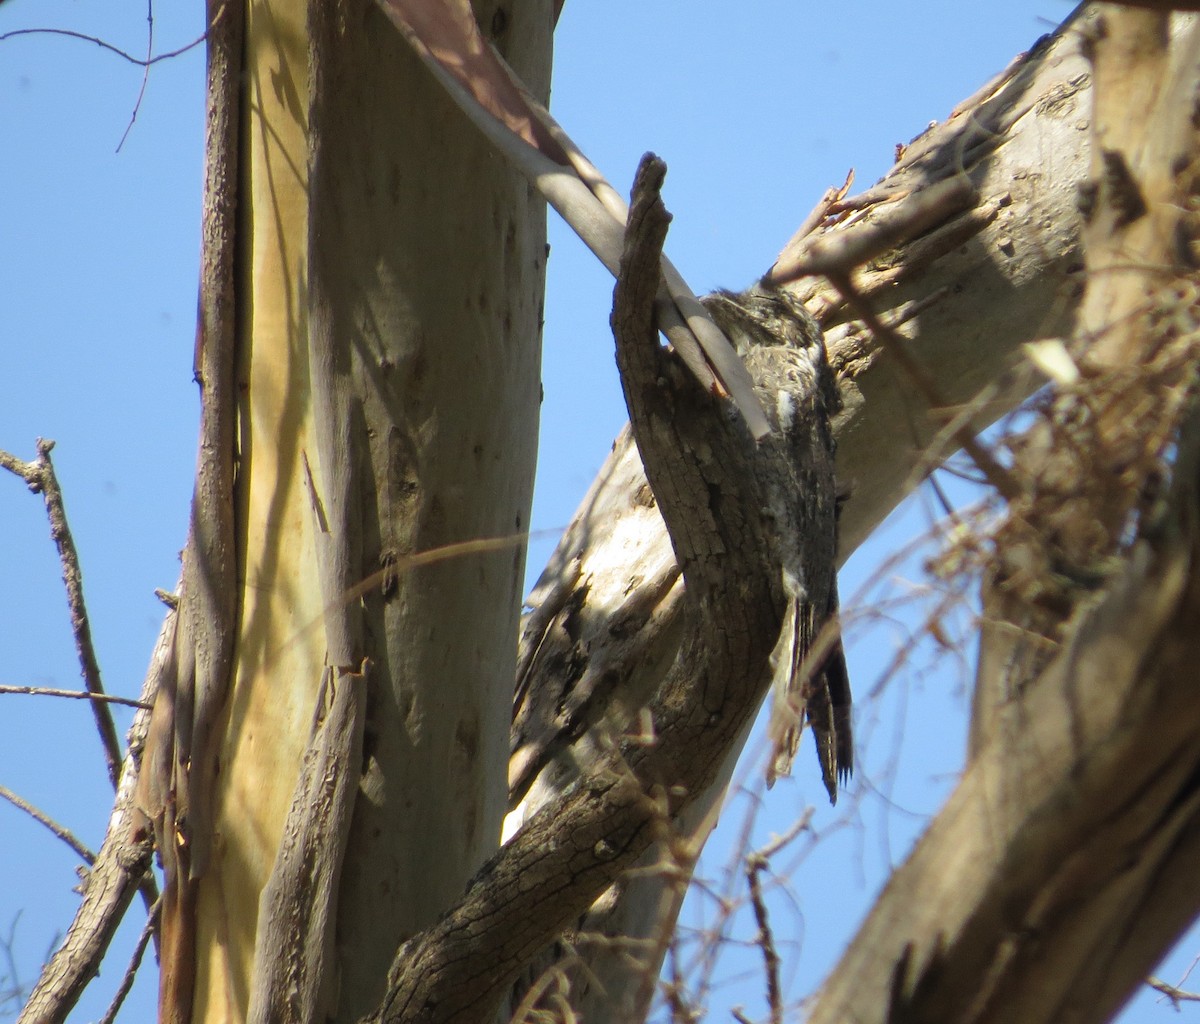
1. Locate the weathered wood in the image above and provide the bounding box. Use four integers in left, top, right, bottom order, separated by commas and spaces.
18, 610, 174, 1024
811, 10, 1200, 1023
367, 151, 809, 1024
505, 12, 1094, 1019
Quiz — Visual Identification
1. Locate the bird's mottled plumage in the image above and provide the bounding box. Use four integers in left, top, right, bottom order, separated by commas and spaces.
703, 286, 852, 802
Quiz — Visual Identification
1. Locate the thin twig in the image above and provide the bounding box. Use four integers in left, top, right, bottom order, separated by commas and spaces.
745, 854, 782, 1024
0, 26, 205, 66
770, 169, 855, 272
827, 275, 1022, 502
754, 810, 815, 861
96, 898, 161, 1024
0, 685, 151, 709
265, 528, 562, 668
0, 913, 30, 1014
0, 785, 96, 864
1148, 975, 1200, 1006
115, 0, 155, 152
0, 441, 124, 790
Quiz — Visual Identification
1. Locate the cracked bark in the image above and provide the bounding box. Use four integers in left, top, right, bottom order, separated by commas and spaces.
810, 9, 1200, 1023
506, 10, 1094, 1019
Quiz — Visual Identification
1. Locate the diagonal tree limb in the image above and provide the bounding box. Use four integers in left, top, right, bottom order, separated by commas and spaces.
808, 11, 1200, 1023
810, 382, 1200, 1023
511, 4, 1096, 815
17, 607, 175, 1024
0, 439, 164, 968
0, 440, 123, 792
506, 10, 1099, 1020
0, 786, 96, 865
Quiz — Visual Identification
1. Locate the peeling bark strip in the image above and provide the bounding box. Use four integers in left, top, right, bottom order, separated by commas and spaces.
247, 670, 366, 1024
374, 0, 769, 437
239, 11, 375, 1014
366, 155, 796, 1024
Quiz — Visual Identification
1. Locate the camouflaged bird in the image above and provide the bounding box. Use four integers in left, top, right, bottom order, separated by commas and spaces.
703, 286, 852, 803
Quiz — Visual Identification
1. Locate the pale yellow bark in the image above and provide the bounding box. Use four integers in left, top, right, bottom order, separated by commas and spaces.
193, 1, 319, 1017
185, 1, 552, 1020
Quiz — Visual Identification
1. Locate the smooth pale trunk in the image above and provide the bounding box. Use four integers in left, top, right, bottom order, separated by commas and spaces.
192, 2, 551, 1020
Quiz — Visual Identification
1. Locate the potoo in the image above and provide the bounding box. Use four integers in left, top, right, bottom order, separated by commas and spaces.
703, 286, 852, 803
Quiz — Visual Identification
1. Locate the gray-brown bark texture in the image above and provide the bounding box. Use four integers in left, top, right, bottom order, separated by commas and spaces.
505, 12, 1093, 1020
810, 8, 1200, 1024
368, 150, 813, 1024
29, 5, 1200, 1024
138, 0, 550, 1021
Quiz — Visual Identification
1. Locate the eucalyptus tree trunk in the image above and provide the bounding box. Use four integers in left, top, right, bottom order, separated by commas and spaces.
141, 1, 552, 1022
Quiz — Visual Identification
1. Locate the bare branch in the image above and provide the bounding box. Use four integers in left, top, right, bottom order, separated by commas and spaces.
768, 175, 977, 284
508, 14, 1095, 1014
115, 0, 155, 152
0, 785, 96, 864
808, 14, 1200, 1023
17, 608, 173, 1024
0, 684, 151, 709
137, 0, 244, 1017
96, 898, 161, 1024
0, 915, 35, 1016
0, 26, 205, 66
0, 440, 123, 791
744, 854, 782, 1024
1147, 975, 1200, 1006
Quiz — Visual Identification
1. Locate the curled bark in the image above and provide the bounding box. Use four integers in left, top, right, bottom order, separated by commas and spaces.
133, 0, 244, 1019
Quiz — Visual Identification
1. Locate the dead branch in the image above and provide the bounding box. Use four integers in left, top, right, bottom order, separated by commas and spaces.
507, 12, 1093, 1018
17, 607, 173, 1024
0, 440, 123, 791
365, 152, 803, 1024
808, 12, 1200, 1023
744, 853, 782, 1024
0, 786, 96, 864
96, 897, 161, 1024
134, 0, 244, 1018
0, 684, 151, 709
1147, 975, 1200, 1006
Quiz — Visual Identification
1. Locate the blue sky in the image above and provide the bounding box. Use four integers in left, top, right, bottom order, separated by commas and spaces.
1, 1, 1194, 1021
